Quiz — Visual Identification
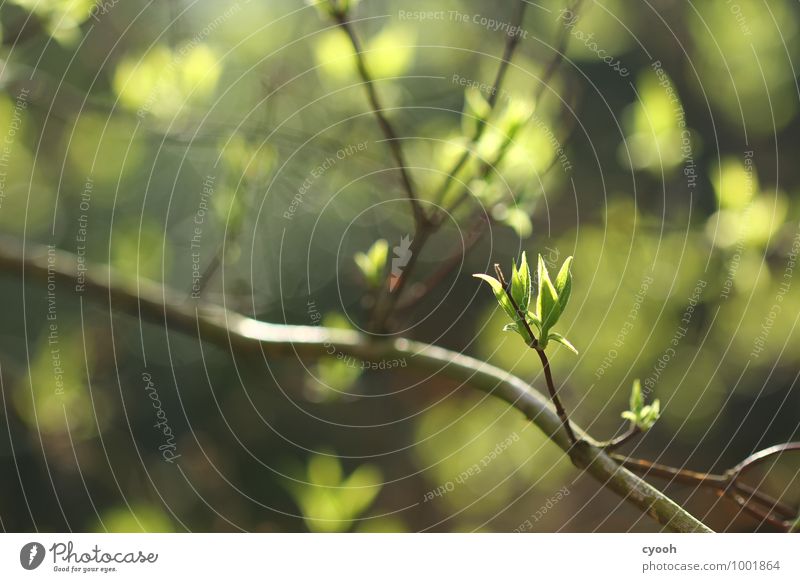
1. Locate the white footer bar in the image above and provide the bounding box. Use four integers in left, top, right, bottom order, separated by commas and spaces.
1, 533, 796, 580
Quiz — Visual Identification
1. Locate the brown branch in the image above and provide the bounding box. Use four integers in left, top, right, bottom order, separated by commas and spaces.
729, 442, 800, 477
333, 10, 427, 229
0, 237, 712, 532
397, 212, 488, 311
368, 228, 432, 332
722, 489, 792, 531
611, 455, 728, 488
363, 1, 532, 331
536, 347, 578, 445
598, 424, 641, 451
732, 481, 797, 520
613, 449, 800, 531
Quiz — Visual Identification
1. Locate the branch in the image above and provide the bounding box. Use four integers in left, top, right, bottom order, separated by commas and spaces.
333, 10, 427, 229
397, 212, 488, 311
363, 1, 529, 330
613, 451, 800, 531
432, 0, 529, 209
0, 237, 712, 532
598, 424, 641, 451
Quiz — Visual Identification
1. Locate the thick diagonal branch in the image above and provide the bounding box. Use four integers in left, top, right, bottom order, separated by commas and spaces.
0, 238, 711, 532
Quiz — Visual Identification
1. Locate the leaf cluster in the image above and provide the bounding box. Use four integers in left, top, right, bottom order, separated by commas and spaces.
474, 252, 577, 353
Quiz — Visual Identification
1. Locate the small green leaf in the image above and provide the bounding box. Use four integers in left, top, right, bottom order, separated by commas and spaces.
639, 400, 661, 429
629, 378, 644, 413
548, 332, 578, 355
510, 252, 531, 311
554, 256, 573, 315
503, 322, 530, 342
621, 411, 638, 423
537, 254, 560, 335
473, 274, 516, 320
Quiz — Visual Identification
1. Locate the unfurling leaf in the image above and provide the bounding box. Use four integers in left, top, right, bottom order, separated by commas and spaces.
536, 254, 560, 336
548, 332, 578, 355
502, 321, 529, 342
554, 256, 573, 315
629, 378, 644, 413
510, 251, 531, 312
473, 274, 516, 321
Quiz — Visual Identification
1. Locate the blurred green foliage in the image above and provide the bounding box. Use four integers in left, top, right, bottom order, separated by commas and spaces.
0, 0, 798, 533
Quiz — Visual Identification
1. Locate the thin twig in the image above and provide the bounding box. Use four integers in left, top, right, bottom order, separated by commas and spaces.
612, 455, 728, 488
443, 0, 582, 215
722, 489, 792, 531
613, 451, 800, 530
432, 0, 529, 211
397, 212, 488, 311
598, 424, 641, 451
333, 10, 427, 229
366, 1, 532, 330
368, 228, 432, 332
536, 347, 578, 445
732, 481, 797, 519
729, 442, 800, 477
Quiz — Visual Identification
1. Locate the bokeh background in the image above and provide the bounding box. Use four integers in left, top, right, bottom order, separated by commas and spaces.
0, 0, 798, 532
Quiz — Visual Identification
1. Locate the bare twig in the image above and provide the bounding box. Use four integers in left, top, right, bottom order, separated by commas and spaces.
598, 424, 641, 451
397, 212, 488, 311
728, 442, 800, 478
368, 228, 432, 332
333, 10, 427, 229
536, 347, 578, 445
532, 0, 584, 106
613, 449, 800, 531
0, 237, 712, 532
723, 489, 793, 531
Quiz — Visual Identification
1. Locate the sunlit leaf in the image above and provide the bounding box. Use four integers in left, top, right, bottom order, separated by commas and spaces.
548, 332, 578, 355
